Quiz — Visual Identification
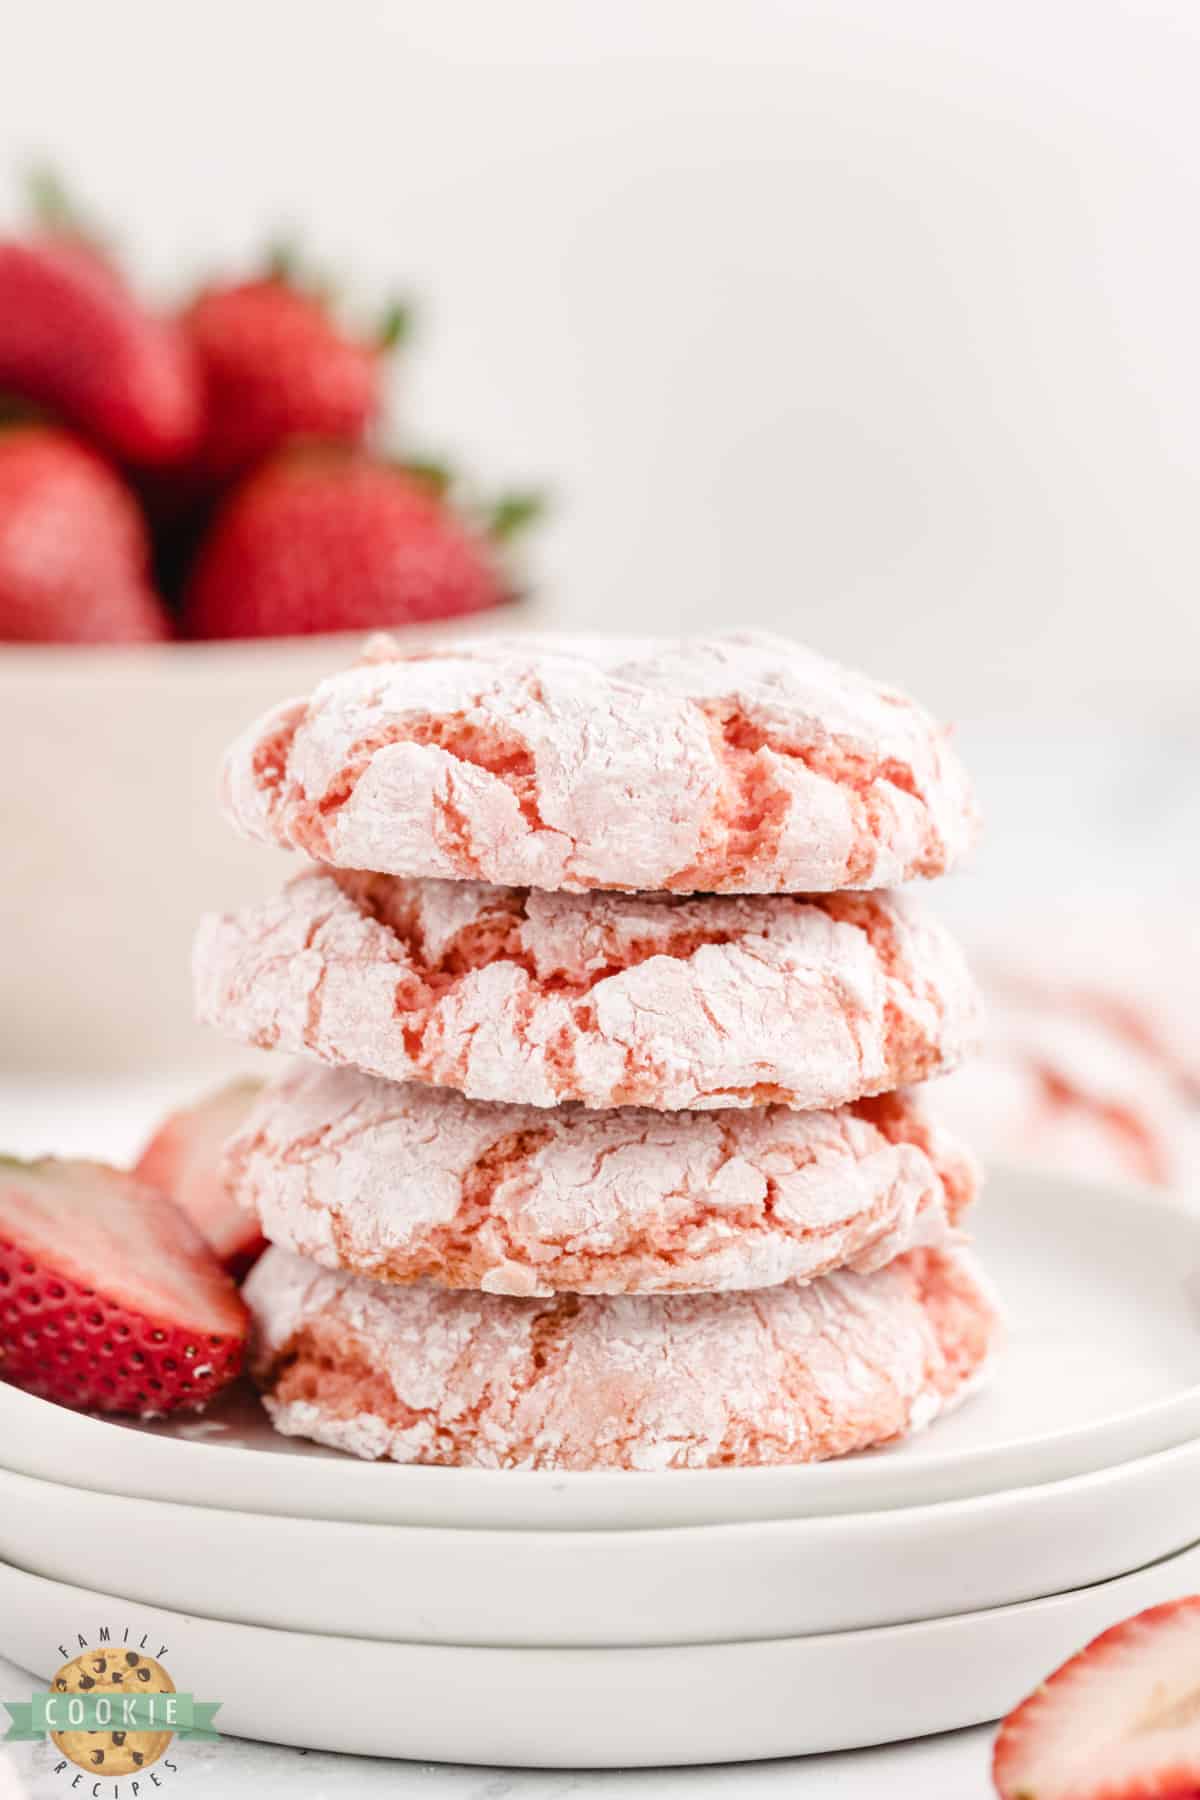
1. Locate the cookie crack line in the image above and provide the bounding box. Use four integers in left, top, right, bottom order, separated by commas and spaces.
221, 630, 979, 895
194, 871, 981, 1114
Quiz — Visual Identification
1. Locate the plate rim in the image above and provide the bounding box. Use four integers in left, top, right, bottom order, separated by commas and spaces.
4, 1541, 1200, 1765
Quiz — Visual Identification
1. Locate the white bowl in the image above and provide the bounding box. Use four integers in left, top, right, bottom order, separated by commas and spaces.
0, 612, 532, 1074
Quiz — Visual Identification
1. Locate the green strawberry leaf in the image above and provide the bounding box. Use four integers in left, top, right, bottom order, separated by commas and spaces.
486, 490, 548, 543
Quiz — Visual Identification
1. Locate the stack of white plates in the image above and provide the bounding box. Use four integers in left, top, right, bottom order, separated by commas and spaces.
2, 1167, 1199, 1767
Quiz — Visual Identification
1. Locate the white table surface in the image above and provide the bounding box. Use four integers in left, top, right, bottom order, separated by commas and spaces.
0, 1078, 1018, 1798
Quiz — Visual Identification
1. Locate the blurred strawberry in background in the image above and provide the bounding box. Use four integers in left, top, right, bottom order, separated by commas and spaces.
184, 451, 538, 638
0, 172, 201, 467
180, 258, 401, 483
0, 426, 169, 642
0, 172, 543, 644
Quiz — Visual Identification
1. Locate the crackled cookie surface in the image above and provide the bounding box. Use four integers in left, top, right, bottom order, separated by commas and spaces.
223, 631, 978, 894
229, 1066, 977, 1295
195, 872, 979, 1112
246, 1245, 998, 1470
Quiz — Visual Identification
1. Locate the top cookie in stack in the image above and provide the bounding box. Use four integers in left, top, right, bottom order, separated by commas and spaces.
220, 630, 977, 894
196, 631, 998, 1472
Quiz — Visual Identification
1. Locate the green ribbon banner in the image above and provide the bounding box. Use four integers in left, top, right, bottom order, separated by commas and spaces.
3, 1692, 221, 1741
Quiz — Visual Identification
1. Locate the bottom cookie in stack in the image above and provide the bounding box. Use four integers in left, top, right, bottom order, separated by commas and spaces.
244, 1245, 998, 1472
228, 1069, 999, 1471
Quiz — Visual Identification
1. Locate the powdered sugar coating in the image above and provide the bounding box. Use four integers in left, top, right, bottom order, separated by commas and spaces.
245, 1245, 998, 1470
195, 871, 980, 1112
227, 1065, 978, 1295
223, 631, 978, 894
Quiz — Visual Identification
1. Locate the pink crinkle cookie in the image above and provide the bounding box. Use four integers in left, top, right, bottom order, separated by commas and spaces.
222, 631, 978, 894
195, 870, 980, 1111
227, 1065, 978, 1295
970, 913, 1200, 1101
245, 1245, 999, 1470
935, 990, 1200, 1192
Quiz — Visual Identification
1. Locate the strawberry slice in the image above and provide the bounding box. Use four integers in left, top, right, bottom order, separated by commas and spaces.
0, 1158, 247, 1417
135, 1079, 265, 1274
993, 1596, 1200, 1799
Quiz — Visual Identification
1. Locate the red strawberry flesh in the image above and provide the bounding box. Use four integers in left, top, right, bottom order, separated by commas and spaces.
135, 1078, 265, 1273
0, 1158, 247, 1416
993, 1595, 1200, 1799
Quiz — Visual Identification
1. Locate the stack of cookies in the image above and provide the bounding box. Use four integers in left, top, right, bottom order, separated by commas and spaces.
195, 632, 999, 1471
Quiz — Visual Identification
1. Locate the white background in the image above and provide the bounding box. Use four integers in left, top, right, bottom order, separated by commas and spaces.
4, 0, 1200, 717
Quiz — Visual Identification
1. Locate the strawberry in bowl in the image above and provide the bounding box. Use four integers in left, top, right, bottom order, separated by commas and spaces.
0, 426, 171, 643
0, 176, 544, 1076
179, 266, 402, 484
183, 450, 537, 639
0, 192, 200, 467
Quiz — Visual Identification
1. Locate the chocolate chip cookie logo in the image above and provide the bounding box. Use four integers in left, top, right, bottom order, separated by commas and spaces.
3, 1628, 221, 1790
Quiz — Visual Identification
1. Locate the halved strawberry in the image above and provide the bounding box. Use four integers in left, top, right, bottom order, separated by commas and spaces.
993, 1596, 1200, 1799
135, 1079, 265, 1274
0, 1158, 247, 1417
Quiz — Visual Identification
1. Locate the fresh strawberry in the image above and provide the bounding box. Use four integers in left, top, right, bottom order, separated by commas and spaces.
182, 451, 528, 639
181, 276, 400, 482
993, 1596, 1200, 1799
0, 235, 200, 465
0, 426, 171, 642
0, 1158, 247, 1416
135, 1079, 265, 1275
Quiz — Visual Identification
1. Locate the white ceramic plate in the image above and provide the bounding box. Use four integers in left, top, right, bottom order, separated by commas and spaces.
2, 1167, 1199, 1529
1, 1437, 1199, 1647
4, 1544, 1200, 1766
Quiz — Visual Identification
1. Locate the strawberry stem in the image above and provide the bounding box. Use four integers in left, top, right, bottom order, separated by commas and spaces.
25, 164, 101, 245
402, 457, 453, 497
487, 490, 547, 543
379, 300, 415, 350
264, 238, 300, 284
